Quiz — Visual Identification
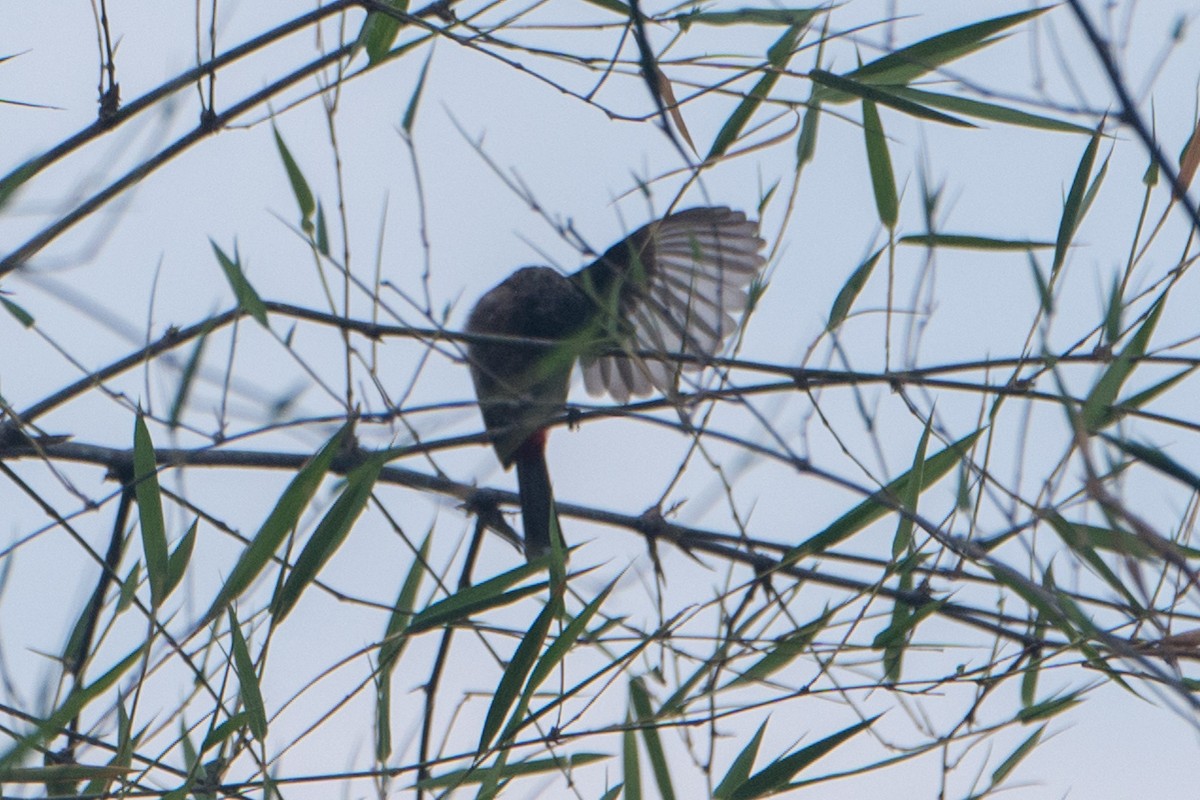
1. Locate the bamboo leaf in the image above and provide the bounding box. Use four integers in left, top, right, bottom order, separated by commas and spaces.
885, 86, 1092, 134
631, 678, 675, 800
0, 295, 33, 327
211, 241, 269, 327
201, 424, 348, 625
899, 233, 1054, 250
379, 533, 431, 676
416, 753, 608, 789
356, 0, 410, 65
478, 598, 558, 753
401, 50, 432, 135
894, 415, 933, 558
991, 725, 1045, 785
1105, 435, 1200, 493
795, 96, 821, 171
164, 519, 196, 601
1081, 293, 1165, 432
809, 70, 973, 127
623, 710, 643, 800
729, 717, 878, 799
406, 561, 547, 634
725, 609, 830, 688
714, 720, 768, 799
526, 580, 615, 693
168, 319, 212, 428
676, 7, 819, 29
227, 608, 268, 741
827, 248, 883, 331
271, 455, 383, 622
0, 765, 132, 785
789, 430, 981, 560
1017, 690, 1083, 723
272, 124, 315, 234
708, 24, 804, 160
846, 8, 1049, 88
1052, 122, 1103, 275
1042, 512, 1142, 609
133, 414, 168, 608
0, 645, 143, 769
862, 98, 898, 228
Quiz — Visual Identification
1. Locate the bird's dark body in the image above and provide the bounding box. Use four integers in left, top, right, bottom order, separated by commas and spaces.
466, 266, 593, 468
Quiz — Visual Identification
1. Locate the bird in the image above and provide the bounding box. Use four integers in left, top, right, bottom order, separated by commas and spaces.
465, 206, 766, 560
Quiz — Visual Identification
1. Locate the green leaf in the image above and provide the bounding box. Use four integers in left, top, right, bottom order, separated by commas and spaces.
1042, 512, 1141, 609
827, 248, 883, 331
0, 645, 143, 770
168, 319, 212, 428
623, 710, 643, 800
379, 533, 431, 676
845, 8, 1049, 88
809, 70, 973, 127
580, 0, 629, 14
271, 455, 383, 622
315, 201, 330, 257
987, 563, 1073, 633
227, 608, 268, 741
0, 157, 40, 213
1020, 622, 1045, 710
201, 424, 348, 625
0, 764, 131, 785
165, 519, 197, 601
871, 598, 945, 680
401, 50, 433, 135
1017, 690, 1083, 723
884, 86, 1092, 134
416, 753, 608, 789
729, 717, 878, 799
1105, 435, 1200, 493
1104, 275, 1123, 347
708, 24, 804, 160
479, 598, 558, 753
796, 93, 821, 172
714, 720, 768, 799
725, 610, 829, 688
133, 414, 169, 607
991, 725, 1045, 785
788, 430, 982, 560
116, 563, 140, 613
272, 124, 315, 233
1053, 122, 1103, 275
1029, 251, 1052, 313
356, 0, 410, 65
406, 560, 547, 634
201, 711, 249, 754
630, 678, 675, 800
899, 233, 1054, 250
83, 696, 134, 798
893, 414, 933, 558
1081, 293, 1165, 432
676, 7, 819, 29
525, 579, 615, 694
211, 240, 269, 327
0, 294, 33, 326
862, 98, 897, 228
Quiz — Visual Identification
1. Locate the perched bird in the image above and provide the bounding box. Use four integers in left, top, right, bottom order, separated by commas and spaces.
465, 206, 766, 559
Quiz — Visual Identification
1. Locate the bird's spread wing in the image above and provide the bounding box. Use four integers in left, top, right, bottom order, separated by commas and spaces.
571, 206, 766, 402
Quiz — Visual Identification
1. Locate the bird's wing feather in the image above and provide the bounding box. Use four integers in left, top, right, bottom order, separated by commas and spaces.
572, 206, 766, 402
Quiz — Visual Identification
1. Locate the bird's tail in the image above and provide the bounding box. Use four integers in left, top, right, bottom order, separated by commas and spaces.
513, 431, 560, 560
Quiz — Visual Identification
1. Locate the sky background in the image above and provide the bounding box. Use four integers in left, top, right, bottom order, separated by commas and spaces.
3, 1, 1200, 798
